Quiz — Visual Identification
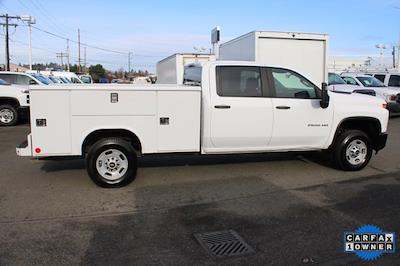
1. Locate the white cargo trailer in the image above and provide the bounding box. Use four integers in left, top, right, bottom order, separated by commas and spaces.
219, 31, 328, 87
156, 53, 215, 84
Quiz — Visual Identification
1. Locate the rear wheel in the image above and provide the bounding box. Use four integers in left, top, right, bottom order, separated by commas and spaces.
333, 130, 372, 171
0, 104, 18, 126
86, 138, 137, 188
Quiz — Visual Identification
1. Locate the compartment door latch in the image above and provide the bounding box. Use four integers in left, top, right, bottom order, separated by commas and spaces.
160, 117, 169, 125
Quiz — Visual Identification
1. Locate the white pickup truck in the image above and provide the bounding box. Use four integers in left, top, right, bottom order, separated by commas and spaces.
16, 61, 389, 187
0, 79, 30, 126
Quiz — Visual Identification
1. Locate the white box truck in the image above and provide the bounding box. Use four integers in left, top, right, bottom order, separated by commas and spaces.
156, 53, 215, 84
17, 61, 388, 188
219, 31, 328, 88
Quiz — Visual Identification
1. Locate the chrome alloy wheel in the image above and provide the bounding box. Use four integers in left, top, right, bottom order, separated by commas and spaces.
0, 108, 14, 124
96, 149, 129, 182
345, 139, 367, 166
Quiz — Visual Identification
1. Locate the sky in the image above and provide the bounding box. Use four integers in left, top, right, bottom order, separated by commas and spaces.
0, 0, 400, 72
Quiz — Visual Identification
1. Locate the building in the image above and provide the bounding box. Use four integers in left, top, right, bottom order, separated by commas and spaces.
0, 63, 29, 72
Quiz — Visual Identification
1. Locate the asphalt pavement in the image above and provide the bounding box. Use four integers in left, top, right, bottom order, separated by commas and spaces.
1, 119, 400, 265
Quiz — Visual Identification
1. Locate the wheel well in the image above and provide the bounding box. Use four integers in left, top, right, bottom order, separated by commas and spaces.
333, 117, 382, 150
0, 97, 19, 107
82, 129, 142, 155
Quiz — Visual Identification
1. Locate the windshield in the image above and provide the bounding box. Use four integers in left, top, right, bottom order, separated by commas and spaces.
357, 76, 385, 87
71, 77, 83, 83
80, 76, 92, 83
31, 74, 52, 85
58, 77, 71, 83
0, 79, 9, 85
328, 73, 346, 85
48, 76, 62, 83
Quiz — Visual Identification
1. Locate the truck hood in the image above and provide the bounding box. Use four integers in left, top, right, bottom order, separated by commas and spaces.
329, 90, 385, 106
328, 84, 360, 93
367, 86, 400, 102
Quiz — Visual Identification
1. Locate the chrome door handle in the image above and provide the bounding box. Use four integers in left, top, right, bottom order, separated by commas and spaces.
276, 106, 291, 110
214, 105, 231, 109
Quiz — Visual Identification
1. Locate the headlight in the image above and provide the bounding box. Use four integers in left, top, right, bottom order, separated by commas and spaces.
385, 94, 396, 102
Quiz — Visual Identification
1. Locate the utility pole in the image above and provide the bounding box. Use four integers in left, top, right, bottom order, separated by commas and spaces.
66, 38, 70, 72
4, 14, 9, 71
78, 28, 81, 72
28, 22, 32, 69
398, 34, 400, 71
128, 52, 132, 73
20, 16, 36, 70
0, 14, 19, 71
56, 52, 68, 69
84, 46, 87, 73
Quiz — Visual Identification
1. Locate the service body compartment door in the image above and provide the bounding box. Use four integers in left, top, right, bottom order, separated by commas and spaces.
157, 90, 201, 152
210, 66, 273, 151
30, 89, 71, 155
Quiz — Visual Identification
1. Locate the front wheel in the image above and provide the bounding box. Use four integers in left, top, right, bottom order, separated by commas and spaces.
86, 138, 137, 188
0, 105, 18, 126
333, 130, 372, 171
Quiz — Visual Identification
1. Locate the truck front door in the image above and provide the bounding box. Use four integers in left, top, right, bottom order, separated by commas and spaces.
268, 67, 333, 149
209, 66, 273, 151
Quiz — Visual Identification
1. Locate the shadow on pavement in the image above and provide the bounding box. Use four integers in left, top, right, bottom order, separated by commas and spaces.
39, 151, 316, 173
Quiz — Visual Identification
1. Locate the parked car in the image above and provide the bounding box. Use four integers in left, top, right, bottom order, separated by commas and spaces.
39, 71, 83, 84
79, 74, 93, 84
328, 73, 375, 96
0, 78, 30, 126
341, 73, 400, 113
17, 61, 389, 187
368, 73, 400, 88
46, 75, 65, 84
111, 79, 123, 83
99, 78, 109, 83
0, 71, 50, 85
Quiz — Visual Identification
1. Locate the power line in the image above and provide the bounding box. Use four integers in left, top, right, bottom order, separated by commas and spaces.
3, 32, 156, 68
30, 25, 169, 58
16, 0, 69, 37
31, 25, 127, 55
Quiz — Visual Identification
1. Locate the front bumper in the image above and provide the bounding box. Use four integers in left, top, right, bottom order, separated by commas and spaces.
16, 134, 32, 156
374, 133, 388, 152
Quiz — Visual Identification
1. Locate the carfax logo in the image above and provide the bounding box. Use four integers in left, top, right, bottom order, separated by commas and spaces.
344, 224, 396, 261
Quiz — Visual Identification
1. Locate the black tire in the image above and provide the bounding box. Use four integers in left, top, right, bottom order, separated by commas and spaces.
86, 138, 137, 188
0, 104, 18, 126
333, 130, 372, 171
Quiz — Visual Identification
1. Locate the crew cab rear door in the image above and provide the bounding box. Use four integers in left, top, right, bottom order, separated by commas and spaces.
267, 67, 333, 149
209, 66, 273, 151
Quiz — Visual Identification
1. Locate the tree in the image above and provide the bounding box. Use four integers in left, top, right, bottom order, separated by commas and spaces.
70, 64, 79, 73
89, 64, 106, 82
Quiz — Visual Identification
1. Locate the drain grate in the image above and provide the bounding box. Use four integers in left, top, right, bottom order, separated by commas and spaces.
194, 230, 254, 258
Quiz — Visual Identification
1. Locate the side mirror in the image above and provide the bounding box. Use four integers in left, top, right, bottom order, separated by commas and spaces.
29, 79, 38, 85
320, 82, 330, 109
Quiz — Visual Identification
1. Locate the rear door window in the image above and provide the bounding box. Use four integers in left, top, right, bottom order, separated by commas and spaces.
217, 66, 262, 97
374, 74, 386, 83
388, 75, 400, 87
